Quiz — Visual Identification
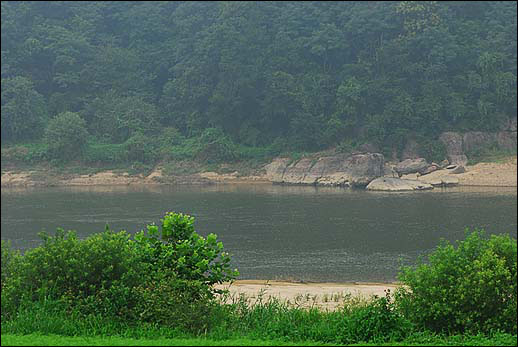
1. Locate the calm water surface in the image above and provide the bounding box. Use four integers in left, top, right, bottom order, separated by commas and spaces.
1, 184, 516, 282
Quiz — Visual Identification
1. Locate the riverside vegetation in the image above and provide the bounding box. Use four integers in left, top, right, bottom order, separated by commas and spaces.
1, 2, 517, 174
1, 212, 516, 346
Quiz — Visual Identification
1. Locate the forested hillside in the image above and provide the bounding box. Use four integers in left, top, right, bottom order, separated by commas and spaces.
1, 1, 516, 165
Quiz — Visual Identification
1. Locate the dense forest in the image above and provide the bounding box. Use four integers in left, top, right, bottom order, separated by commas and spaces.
1, 1, 516, 165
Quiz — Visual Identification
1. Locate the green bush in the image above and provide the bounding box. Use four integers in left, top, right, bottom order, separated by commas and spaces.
124, 132, 157, 164
13, 229, 144, 303
134, 212, 239, 287
83, 142, 128, 164
341, 293, 412, 343
194, 128, 238, 164
417, 137, 447, 163
44, 112, 89, 161
396, 229, 517, 334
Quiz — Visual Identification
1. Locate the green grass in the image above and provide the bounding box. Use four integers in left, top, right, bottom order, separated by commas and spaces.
2, 333, 516, 346
0, 334, 333, 346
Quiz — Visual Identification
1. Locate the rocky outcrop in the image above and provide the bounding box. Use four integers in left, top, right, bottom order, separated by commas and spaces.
439, 132, 468, 165
394, 158, 429, 176
366, 177, 433, 191
439, 121, 517, 164
419, 173, 459, 187
264, 153, 384, 187
264, 158, 291, 183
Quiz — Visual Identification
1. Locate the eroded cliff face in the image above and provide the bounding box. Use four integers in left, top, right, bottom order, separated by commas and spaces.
437, 118, 517, 165
264, 153, 384, 187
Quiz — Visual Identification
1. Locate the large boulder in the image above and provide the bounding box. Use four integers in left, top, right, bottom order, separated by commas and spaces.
395, 158, 429, 175
366, 177, 433, 191
419, 173, 459, 187
448, 154, 468, 166
264, 153, 385, 187
439, 132, 463, 156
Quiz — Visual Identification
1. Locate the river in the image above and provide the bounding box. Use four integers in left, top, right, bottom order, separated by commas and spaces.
1, 184, 516, 282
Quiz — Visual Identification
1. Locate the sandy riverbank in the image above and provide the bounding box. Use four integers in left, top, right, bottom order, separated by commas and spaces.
214, 280, 400, 310
1, 156, 516, 188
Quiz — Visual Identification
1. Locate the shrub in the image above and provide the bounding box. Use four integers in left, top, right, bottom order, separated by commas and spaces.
396, 229, 517, 334
124, 132, 157, 163
417, 137, 447, 163
134, 212, 239, 287
341, 292, 412, 343
11, 229, 144, 307
194, 128, 238, 164
44, 112, 89, 161
83, 142, 128, 164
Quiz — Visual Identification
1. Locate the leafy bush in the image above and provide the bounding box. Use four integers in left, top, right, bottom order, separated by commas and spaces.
124, 132, 157, 163
396, 229, 517, 334
341, 292, 412, 343
44, 112, 89, 161
0, 143, 48, 163
195, 128, 238, 164
417, 137, 447, 163
83, 142, 128, 164
134, 212, 239, 286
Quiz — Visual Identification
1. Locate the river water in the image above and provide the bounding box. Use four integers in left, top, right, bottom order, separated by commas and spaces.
1, 184, 516, 282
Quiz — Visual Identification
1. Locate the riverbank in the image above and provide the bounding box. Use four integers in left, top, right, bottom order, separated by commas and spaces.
2, 155, 516, 188
215, 280, 400, 311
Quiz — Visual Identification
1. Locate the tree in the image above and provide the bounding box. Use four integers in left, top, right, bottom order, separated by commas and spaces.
44, 111, 89, 161
1, 76, 48, 142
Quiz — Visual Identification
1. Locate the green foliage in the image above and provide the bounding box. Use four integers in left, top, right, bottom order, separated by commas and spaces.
417, 137, 447, 163
134, 212, 239, 286
195, 128, 238, 164
123, 132, 157, 164
396, 229, 517, 334
2, 2, 516, 162
44, 112, 89, 161
83, 142, 128, 164
0, 143, 48, 163
341, 293, 412, 343
1, 76, 48, 142
1, 212, 237, 330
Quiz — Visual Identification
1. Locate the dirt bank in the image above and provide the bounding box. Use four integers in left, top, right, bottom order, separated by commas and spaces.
2, 156, 516, 188
214, 280, 400, 310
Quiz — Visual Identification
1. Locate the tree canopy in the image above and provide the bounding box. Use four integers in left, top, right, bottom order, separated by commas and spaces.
1, 1, 516, 159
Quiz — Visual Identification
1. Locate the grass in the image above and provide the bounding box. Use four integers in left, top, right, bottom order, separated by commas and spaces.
2, 333, 516, 346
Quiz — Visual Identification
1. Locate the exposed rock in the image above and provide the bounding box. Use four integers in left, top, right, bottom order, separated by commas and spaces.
447, 165, 466, 174
448, 154, 468, 166
383, 163, 397, 178
439, 132, 463, 155
441, 176, 460, 186
265, 153, 384, 187
366, 177, 433, 191
394, 158, 429, 175
440, 159, 450, 168
421, 165, 438, 175
401, 173, 420, 180
264, 158, 291, 183
283, 158, 315, 184
419, 173, 459, 187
